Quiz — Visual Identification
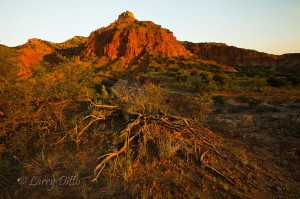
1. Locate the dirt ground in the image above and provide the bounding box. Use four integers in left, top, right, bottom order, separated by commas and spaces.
209, 90, 300, 198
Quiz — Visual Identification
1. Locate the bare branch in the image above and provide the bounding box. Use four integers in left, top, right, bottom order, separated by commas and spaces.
200, 151, 234, 185
77, 117, 104, 138
92, 116, 142, 181
82, 99, 117, 109
92, 131, 140, 181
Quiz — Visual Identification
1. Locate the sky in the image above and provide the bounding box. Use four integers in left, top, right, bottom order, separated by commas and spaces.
1, 0, 300, 55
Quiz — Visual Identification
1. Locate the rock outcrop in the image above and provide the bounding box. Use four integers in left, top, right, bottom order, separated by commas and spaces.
183, 42, 300, 68
16, 39, 54, 78
80, 11, 193, 65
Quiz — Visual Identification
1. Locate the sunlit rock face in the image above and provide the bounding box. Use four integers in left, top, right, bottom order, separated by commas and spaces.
80, 11, 193, 66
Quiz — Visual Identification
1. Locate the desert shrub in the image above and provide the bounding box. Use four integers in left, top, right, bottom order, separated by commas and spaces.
237, 76, 268, 90
249, 77, 269, 89
193, 77, 217, 92
213, 73, 229, 84
199, 72, 212, 82
153, 56, 164, 64
280, 113, 300, 135
236, 96, 262, 107
175, 70, 189, 82
0, 156, 12, 188
287, 75, 300, 86
190, 69, 199, 76
112, 82, 166, 116
101, 85, 109, 98
248, 98, 262, 107
167, 59, 176, 65
256, 103, 281, 112
267, 76, 288, 87
213, 96, 225, 106
213, 73, 233, 90
168, 93, 213, 122
24, 150, 60, 177
240, 114, 253, 126
0, 60, 101, 162
208, 117, 239, 138
157, 131, 181, 159
154, 67, 164, 72
165, 28, 173, 34
167, 71, 177, 78
0, 46, 18, 78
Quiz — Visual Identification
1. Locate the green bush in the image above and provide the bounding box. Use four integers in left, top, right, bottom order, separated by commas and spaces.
193, 77, 217, 92
212, 96, 225, 105
250, 77, 268, 88
112, 82, 166, 116
190, 69, 199, 77
199, 72, 212, 83
213, 73, 229, 84
287, 75, 300, 86
267, 77, 288, 87
168, 93, 213, 122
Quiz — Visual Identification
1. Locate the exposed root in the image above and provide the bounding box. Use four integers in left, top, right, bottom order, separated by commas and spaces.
200, 151, 235, 185
91, 111, 233, 182
92, 116, 142, 181
162, 114, 228, 158
248, 181, 267, 192
82, 98, 118, 109
57, 101, 117, 145
77, 116, 105, 138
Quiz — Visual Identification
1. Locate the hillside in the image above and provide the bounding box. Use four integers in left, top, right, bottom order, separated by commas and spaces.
183, 41, 300, 69
81, 11, 193, 65
3, 11, 299, 78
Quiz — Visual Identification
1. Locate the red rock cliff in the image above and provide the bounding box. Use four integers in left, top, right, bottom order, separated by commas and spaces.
182, 42, 280, 66
80, 11, 193, 65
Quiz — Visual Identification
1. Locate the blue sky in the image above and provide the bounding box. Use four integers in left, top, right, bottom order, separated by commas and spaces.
1, 0, 299, 55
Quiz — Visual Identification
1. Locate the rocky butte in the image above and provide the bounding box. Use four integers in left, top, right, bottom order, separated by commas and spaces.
80, 11, 193, 65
